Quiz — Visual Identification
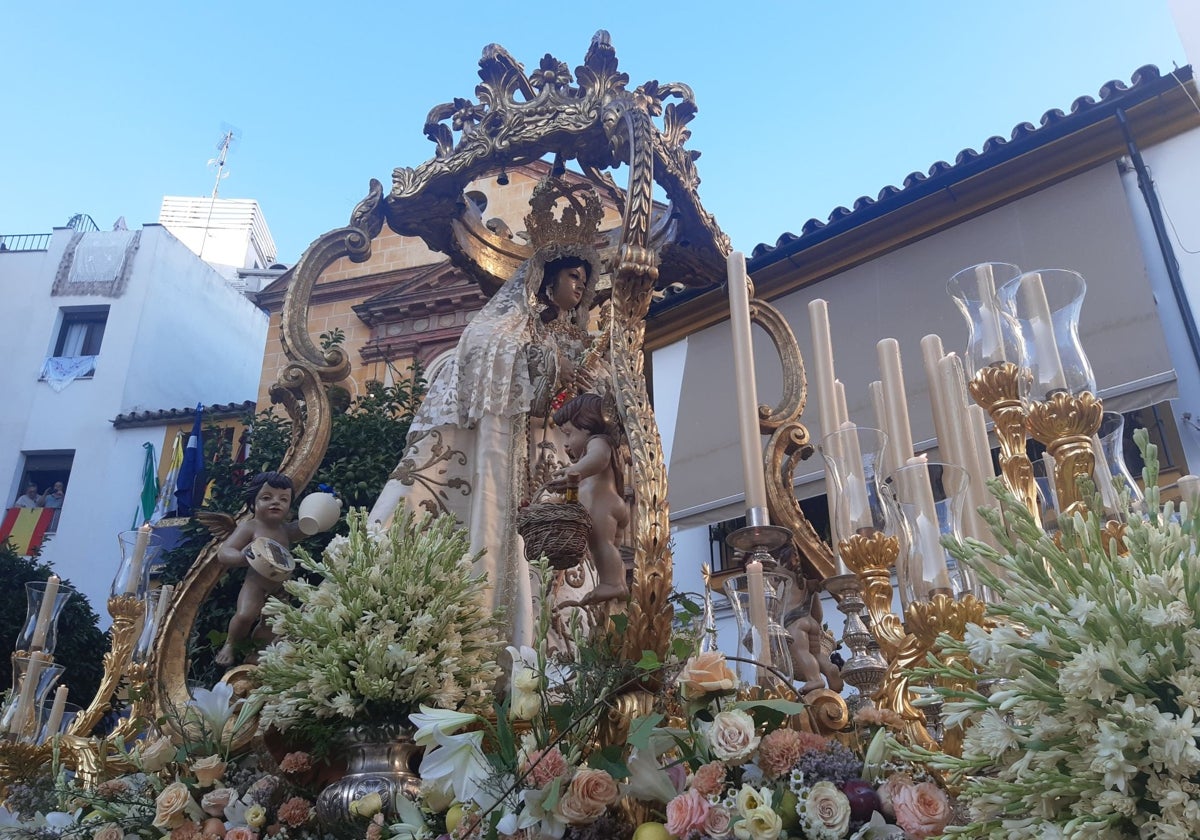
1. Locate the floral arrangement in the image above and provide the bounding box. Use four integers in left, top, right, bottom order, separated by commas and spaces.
0, 683, 331, 839
906, 430, 1200, 839
407, 571, 951, 840
251, 508, 503, 746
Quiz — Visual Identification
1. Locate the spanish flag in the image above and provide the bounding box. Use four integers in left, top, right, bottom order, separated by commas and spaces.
0, 507, 55, 555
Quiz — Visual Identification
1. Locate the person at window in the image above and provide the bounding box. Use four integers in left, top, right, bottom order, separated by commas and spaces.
38, 482, 64, 509
14, 484, 39, 509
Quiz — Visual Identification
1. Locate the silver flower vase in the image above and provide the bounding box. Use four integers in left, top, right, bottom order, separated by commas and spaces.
315, 724, 423, 838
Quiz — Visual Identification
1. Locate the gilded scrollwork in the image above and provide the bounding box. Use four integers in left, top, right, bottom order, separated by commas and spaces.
1026, 390, 1104, 515
968, 363, 1039, 524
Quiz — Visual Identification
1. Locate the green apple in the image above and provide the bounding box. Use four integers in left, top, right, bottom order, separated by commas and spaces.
445, 803, 464, 833
632, 821, 675, 840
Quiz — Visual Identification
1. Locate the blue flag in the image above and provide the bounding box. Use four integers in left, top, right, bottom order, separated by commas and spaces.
174, 404, 207, 517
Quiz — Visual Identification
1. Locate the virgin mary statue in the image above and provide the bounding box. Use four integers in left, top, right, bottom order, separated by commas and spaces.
369, 179, 606, 645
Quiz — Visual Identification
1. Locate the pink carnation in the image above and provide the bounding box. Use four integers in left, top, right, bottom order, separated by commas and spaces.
665, 788, 710, 838
757, 728, 805, 779
691, 761, 726, 797
522, 746, 568, 787
276, 797, 312, 828
278, 752, 312, 775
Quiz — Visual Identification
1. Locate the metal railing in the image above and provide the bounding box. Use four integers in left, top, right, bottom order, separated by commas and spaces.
0, 233, 51, 252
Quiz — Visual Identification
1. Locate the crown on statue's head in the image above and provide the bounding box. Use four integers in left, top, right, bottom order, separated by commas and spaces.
524, 177, 604, 253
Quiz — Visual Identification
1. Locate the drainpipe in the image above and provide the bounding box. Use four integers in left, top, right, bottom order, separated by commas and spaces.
1114, 106, 1200, 372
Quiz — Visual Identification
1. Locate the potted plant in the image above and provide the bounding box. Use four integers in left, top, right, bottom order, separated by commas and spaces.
249, 508, 503, 837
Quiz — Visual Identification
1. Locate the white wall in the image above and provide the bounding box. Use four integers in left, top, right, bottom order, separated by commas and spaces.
0, 225, 267, 619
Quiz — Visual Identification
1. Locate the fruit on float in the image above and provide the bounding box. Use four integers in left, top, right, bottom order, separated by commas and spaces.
445, 803, 465, 833
633, 821, 674, 840
202, 818, 227, 836
841, 778, 882, 823
778, 790, 801, 830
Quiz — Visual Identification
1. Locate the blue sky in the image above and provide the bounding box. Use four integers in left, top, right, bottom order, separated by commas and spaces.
0, 2, 1187, 263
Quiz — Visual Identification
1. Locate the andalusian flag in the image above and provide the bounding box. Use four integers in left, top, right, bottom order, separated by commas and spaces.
137, 442, 158, 526
0, 507, 55, 556
151, 431, 184, 523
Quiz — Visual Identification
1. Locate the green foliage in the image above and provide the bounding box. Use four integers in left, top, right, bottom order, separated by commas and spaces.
0, 542, 105, 704
158, 366, 426, 687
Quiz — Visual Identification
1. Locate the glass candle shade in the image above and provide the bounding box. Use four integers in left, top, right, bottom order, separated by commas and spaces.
111, 528, 164, 600
1032, 454, 1063, 535
882, 462, 970, 606
722, 570, 795, 688
16, 579, 75, 656
947, 262, 1023, 377
37, 701, 82, 745
997, 269, 1096, 403
0, 654, 65, 741
819, 426, 892, 547
132, 588, 168, 664
1096, 411, 1145, 517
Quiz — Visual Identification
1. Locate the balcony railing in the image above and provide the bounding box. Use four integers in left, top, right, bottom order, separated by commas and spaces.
0, 233, 51, 252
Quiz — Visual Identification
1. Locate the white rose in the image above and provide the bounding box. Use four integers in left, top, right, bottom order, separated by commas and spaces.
708, 709, 760, 763
803, 780, 851, 838
733, 804, 782, 840
510, 689, 542, 721
138, 736, 176, 772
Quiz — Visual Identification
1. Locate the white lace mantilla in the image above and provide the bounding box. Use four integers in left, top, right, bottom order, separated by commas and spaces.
41, 356, 97, 391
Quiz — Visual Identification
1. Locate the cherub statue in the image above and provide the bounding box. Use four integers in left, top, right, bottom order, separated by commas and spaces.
212, 472, 302, 667
785, 579, 843, 694
549, 393, 629, 607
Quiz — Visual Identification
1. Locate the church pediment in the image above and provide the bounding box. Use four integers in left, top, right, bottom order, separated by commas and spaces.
353, 260, 486, 326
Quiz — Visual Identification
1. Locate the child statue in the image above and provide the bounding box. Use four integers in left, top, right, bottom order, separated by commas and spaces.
214, 472, 302, 667
550, 393, 629, 607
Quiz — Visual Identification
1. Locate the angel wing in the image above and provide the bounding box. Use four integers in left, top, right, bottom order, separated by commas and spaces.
195, 510, 238, 542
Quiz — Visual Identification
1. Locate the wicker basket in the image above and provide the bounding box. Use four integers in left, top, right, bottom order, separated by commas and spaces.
517, 484, 592, 571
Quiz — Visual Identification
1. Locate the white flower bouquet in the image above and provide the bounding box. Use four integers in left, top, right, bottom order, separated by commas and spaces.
909, 430, 1200, 838
252, 508, 503, 743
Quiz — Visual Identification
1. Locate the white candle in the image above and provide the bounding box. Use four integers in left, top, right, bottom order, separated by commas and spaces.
11, 652, 46, 738
906, 456, 953, 596
808, 299, 841, 442
869, 380, 891, 483
921, 335, 950, 462
744, 558, 771, 674
126, 524, 152, 596
727, 252, 769, 515
1018, 272, 1067, 396
974, 264, 1005, 363
937, 355, 982, 543
30, 575, 59, 651
877, 338, 916, 479
154, 584, 174, 636
43, 685, 68, 740
1093, 434, 1119, 512
834, 380, 849, 429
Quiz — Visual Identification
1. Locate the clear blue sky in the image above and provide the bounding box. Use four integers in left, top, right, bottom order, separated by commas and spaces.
0, 1, 1187, 263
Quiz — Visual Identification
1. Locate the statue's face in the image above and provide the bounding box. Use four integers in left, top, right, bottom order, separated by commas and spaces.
254, 484, 292, 525
549, 265, 586, 311
559, 420, 591, 462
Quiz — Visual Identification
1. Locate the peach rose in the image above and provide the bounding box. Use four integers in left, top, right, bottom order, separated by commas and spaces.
802, 781, 850, 837
154, 781, 194, 830
679, 651, 738, 699
665, 788, 710, 838
703, 804, 733, 840
224, 828, 257, 840
691, 761, 726, 797
877, 773, 913, 818
168, 822, 201, 840
201, 788, 236, 818
708, 709, 760, 762
191, 754, 227, 788
892, 780, 952, 839
139, 735, 177, 772
558, 768, 618, 824
92, 823, 124, 840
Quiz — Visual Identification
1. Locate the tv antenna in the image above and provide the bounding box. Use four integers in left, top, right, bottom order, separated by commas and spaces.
207, 123, 241, 200
199, 123, 241, 261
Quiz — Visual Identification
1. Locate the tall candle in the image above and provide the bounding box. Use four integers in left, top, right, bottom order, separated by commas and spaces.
154, 584, 174, 635
808, 299, 841, 442
938, 355, 983, 543
727, 252, 769, 516
126, 524, 152, 596
1093, 433, 1119, 512
974, 264, 1005, 363
11, 652, 46, 738
744, 557, 771, 676
920, 334, 950, 461
869, 380, 891, 482
877, 338, 916, 478
43, 685, 68, 740
906, 456, 953, 596
834, 380, 850, 429
1018, 272, 1067, 395
30, 575, 60, 651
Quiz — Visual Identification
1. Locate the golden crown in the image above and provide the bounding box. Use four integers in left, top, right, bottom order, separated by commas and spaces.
524, 177, 604, 252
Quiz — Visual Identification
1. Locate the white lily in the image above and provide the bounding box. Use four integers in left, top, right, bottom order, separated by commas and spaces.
409, 704, 480, 748
385, 797, 431, 840
522, 783, 568, 839
189, 681, 239, 735
623, 749, 678, 804
418, 728, 490, 804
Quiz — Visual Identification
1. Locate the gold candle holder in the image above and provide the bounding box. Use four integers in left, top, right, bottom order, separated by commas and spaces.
1025, 390, 1104, 517
69, 594, 144, 739
968, 362, 1039, 524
